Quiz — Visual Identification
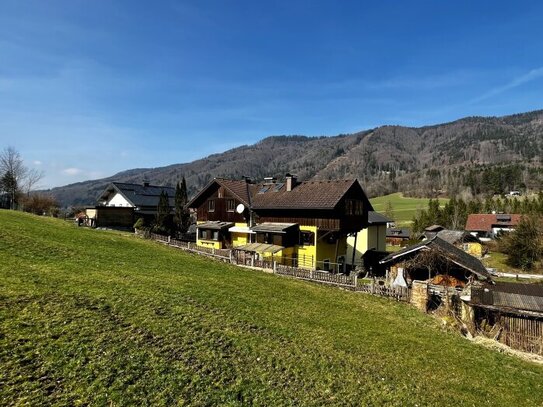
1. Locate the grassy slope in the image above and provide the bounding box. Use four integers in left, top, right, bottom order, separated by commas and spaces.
370, 193, 449, 226
1, 211, 542, 406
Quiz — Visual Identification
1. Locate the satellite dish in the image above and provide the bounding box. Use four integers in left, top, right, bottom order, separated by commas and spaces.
236, 204, 245, 214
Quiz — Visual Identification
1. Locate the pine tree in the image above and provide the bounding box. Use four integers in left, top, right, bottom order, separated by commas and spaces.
500, 215, 543, 270
173, 177, 191, 235
155, 191, 171, 235
179, 177, 191, 233
1, 170, 18, 209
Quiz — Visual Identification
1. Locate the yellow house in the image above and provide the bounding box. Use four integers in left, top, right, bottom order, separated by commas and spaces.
188, 175, 374, 272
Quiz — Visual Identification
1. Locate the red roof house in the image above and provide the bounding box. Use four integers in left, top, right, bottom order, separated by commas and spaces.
465, 214, 522, 239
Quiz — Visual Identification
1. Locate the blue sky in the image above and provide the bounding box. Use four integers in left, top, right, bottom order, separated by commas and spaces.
1, 1, 542, 188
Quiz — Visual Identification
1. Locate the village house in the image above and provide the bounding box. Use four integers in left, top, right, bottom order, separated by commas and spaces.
386, 227, 411, 246
187, 175, 376, 271
86, 181, 175, 228
465, 213, 521, 241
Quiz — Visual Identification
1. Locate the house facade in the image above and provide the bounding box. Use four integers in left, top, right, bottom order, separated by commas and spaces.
88, 181, 176, 228
386, 227, 411, 246
188, 175, 374, 271
465, 213, 521, 241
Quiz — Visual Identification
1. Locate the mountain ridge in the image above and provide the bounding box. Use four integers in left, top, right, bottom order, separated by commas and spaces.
44, 109, 543, 207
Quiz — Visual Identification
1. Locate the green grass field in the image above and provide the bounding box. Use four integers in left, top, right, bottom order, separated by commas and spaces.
1, 211, 542, 405
370, 193, 449, 226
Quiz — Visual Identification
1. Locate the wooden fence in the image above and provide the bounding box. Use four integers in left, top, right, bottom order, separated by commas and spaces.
145, 232, 410, 301
275, 264, 356, 287
498, 315, 543, 355
356, 283, 411, 302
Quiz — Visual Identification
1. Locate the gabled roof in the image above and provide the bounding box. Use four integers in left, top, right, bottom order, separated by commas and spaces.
368, 211, 391, 225
380, 236, 492, 281
187, 178, 253, 208
97, 182, 176, 208
423, 230, 480, 244
251, 179, 373, 211
465, 214, 522, 232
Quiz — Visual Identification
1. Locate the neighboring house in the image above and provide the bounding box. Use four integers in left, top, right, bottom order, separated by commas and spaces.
187, 175, 374, 271
346, 211, 390, 267
88, 181, 176, 228
465, 214, 522, 241
379, 236, 492, 288
386, 227, 411, 246
421, 229, 484, 258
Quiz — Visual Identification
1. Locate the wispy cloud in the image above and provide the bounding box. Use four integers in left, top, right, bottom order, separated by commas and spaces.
33, 160, 42, 166
471, 67, 543, 103
62, 167, 83, 176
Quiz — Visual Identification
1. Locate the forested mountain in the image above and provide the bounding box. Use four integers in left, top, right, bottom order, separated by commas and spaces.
46, 109, 543, 207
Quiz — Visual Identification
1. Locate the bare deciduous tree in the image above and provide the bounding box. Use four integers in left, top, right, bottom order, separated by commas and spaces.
0, 146, 44, 209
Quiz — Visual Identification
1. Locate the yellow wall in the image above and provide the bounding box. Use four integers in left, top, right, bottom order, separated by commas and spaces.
196, 238, 222, 249
465, 242, 483, 258
316, 234, 347, 271
297, 225, 317, 268
231, 233, 247, 247
346, 225, 386, 265
196, 221, 223, 249
231, 222, 251, 248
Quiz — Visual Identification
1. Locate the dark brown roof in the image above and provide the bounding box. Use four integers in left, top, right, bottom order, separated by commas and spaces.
187, 178, 253, 208
251, 179, 370, 210
188, 177, 373, 213
465, 214, 522, 232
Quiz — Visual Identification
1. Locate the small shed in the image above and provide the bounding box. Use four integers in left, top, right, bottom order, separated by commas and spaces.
379, 236, 492, 287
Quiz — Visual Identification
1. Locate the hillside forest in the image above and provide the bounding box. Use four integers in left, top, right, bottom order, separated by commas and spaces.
44, 109, 543, 208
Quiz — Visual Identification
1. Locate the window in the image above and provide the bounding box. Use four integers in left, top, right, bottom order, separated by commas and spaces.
199, 229, 220, 241
208, 199, 215, 212
226, 199, 235, 212
299, 231, 315, 246
345, 199, 363, 216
